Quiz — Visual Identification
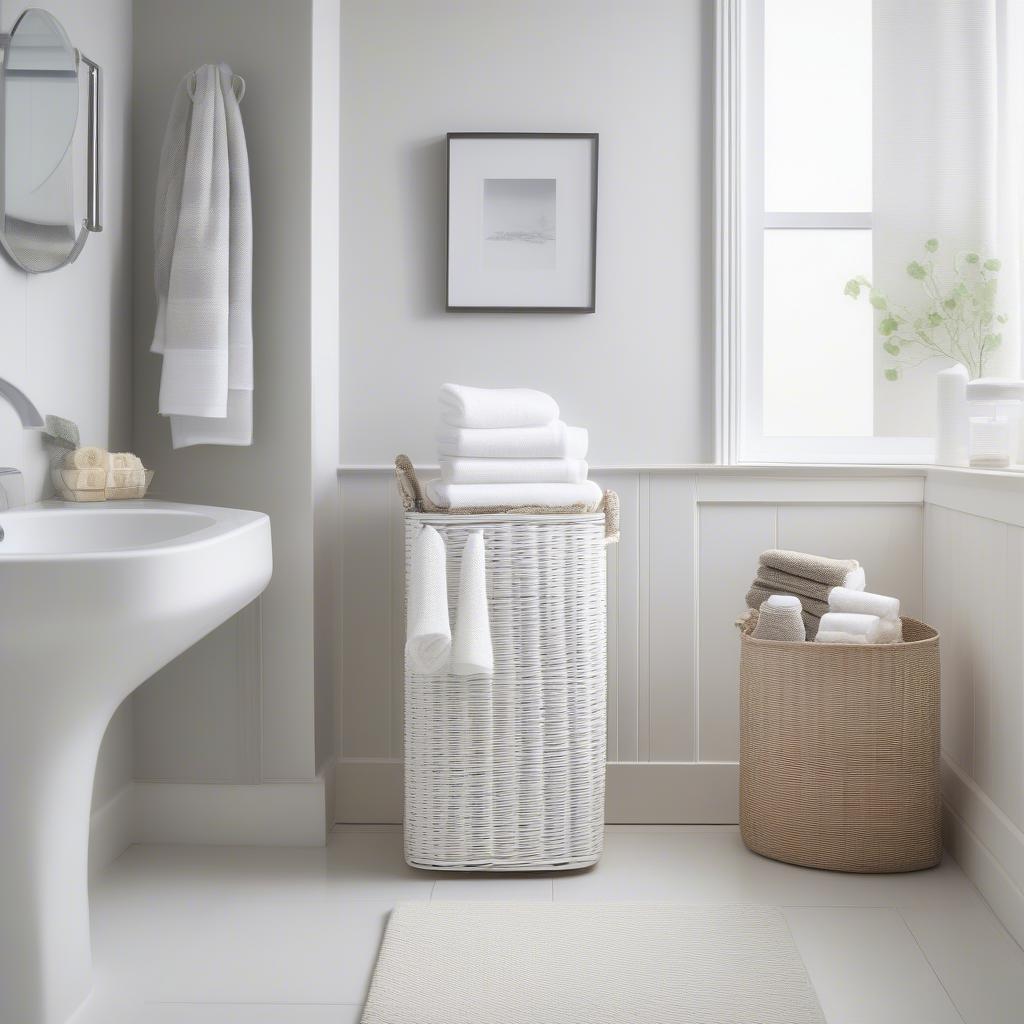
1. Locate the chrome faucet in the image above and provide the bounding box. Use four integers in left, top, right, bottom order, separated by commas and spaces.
0, 376, 44, 428
0, 376, 44, 510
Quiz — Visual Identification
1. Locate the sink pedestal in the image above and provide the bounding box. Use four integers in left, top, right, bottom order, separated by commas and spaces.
1, 698, 113, 1023
0, 501, 272, 1023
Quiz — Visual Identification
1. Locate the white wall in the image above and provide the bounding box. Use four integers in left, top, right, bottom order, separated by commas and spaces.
338, 0, 714, 468
924, 469, 1024, 948
0, 0, 132, 499
129, 0, 336, 792
336, 466, 926, 822
0, 0, 133, 817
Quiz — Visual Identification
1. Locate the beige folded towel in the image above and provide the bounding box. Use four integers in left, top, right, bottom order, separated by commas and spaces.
759, 549, 865, 590
755, 565, 835, 604
65, 446, 107, 470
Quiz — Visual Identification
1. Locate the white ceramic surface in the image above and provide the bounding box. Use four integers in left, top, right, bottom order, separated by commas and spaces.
0, 500, 272, 1024
72, 826, 1024, 1023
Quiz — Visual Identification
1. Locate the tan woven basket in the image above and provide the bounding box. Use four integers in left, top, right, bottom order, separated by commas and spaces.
739, 617, 941, 873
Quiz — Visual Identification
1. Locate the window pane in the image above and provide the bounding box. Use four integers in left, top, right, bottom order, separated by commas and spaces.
764, 0, 871, 212
762, 229, 873, 437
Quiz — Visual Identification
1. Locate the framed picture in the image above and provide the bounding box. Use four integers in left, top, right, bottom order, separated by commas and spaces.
446, 132, 598, 312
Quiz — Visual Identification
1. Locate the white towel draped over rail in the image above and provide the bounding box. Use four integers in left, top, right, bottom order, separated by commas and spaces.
151, 62, 253, 448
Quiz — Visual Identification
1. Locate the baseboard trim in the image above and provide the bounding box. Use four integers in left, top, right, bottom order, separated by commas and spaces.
604, 762, 739, 823
89, 783, 136, 876
942, 756, 1024, 948
133, 778, 328, 846
334, 759, 740, 825
90, 776, 329, 856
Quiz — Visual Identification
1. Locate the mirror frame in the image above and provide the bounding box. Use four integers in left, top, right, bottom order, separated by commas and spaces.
0, 8, 102, 274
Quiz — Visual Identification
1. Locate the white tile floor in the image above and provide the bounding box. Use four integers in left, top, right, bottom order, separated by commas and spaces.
76, 824, 1024, 1023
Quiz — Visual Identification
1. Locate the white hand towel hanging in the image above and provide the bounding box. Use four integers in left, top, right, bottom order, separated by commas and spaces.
450, 531, 493, 677
151, 63, 253, 448
405, 525, 451, 674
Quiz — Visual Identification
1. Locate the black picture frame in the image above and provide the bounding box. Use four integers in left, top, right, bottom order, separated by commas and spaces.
446, 132, 599, 313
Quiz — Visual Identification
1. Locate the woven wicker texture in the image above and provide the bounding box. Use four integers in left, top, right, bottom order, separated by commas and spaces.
404, 512, 607, 871
739, 617, 941, 873
395, 454, 621, 543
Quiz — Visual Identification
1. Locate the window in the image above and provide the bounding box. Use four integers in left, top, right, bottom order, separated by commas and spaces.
719, 0, 934, 463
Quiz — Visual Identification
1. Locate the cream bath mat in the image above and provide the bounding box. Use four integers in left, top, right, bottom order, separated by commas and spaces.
361, 902, 825, 1024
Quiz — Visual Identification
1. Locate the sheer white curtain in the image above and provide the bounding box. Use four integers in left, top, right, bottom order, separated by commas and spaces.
873, 0, 1024, 436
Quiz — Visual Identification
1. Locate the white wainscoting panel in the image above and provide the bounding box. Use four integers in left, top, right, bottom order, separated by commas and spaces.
338, 467, 925, 822
924, 475, 1024, 948
697, 503, 776, 761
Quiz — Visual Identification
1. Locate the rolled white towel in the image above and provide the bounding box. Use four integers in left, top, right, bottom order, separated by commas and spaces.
439, 383, 559, 429
450, 531, 493, 677
425, 478, 603, 510
405, 525, 451, 673
815, 611, 883, 644
876, 618, 904, 644
828, 586, 900, 621
440, 457, 588, 485
437, 421, 588, 460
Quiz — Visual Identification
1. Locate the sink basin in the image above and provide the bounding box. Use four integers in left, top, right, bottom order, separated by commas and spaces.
0, 500, 272, 1024
0, 506, 218, 553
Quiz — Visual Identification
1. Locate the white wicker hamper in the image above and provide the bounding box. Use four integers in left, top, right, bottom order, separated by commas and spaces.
403, 511, 610, 871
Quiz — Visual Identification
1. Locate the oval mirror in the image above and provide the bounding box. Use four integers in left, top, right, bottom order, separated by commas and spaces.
0, 9, 98, 273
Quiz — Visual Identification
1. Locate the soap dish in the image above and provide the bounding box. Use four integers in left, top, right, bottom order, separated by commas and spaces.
52, 468, 155, 502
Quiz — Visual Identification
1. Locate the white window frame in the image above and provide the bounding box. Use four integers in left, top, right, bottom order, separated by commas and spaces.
714, 0, 934, 465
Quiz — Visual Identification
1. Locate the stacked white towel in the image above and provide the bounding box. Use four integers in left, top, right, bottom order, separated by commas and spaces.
816, 587, 903, 645
426, 384, 601, 509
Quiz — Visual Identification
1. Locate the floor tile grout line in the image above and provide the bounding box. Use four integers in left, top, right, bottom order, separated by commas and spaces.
145, 1001, 367, 1008
895, 907, 969, 1024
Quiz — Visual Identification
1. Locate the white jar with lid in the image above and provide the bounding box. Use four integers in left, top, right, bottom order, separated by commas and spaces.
966, 378, 1024, 468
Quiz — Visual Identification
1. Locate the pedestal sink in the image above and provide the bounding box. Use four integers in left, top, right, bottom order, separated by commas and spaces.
0, 500, 272, 1024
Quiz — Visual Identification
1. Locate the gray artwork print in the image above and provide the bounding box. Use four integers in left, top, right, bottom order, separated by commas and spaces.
483, 178, 556, 270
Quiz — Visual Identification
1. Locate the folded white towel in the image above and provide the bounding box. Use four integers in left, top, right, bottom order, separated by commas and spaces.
815, 611, 882, 644
153, 64, 253, 449
405, 525, 451, 673
828, 586, 900, 621
450, 531, 493, 677
439, 383, 559, 429
425, 479, 603, 510
437, 421, 589, 460
876, 618, 904, 643
440, 457, 588, 485
815, 630, 870, 645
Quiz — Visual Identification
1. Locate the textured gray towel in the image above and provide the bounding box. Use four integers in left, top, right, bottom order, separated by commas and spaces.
759, 549, 860, 589
756, 565, 834, 604
751, 600, 806, 642
746, 586, 822, 637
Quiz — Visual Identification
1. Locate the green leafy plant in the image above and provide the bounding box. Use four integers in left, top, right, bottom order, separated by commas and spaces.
844, 238, 1007, 380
